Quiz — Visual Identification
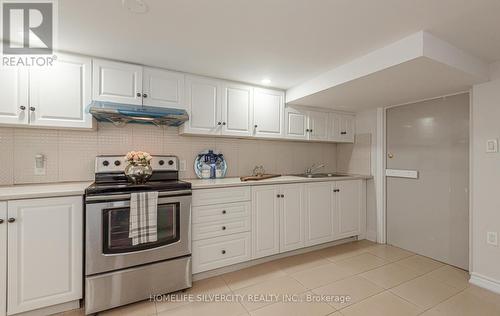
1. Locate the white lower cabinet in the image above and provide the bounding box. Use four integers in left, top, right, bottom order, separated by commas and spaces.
4, 196, 83, 315
279, 184, 306, 252
0, 202, 6, 316
192, 179, 365, 274
252, 186, 280, 259
305, 182, 335, 246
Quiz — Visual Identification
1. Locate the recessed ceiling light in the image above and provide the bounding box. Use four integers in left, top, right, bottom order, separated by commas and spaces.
122, 0, 148, 14
261, 78, 271, 85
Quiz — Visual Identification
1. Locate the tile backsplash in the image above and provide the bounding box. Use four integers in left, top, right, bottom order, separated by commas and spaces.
0, 123, 342, 185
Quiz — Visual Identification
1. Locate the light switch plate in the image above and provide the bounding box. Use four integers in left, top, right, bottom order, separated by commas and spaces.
486, 139, 498, 153
487, 232, 498, 246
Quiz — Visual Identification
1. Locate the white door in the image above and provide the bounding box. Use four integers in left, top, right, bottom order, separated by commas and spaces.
253, 88, 284, 138
334, 180, 361, 238
0, 202, 6, 316
308, 110, 329, 141
252, 185, 280, 259
92, 59, 143, 105
221, 83, 253, 136
7, 196, 83, 315
0, 68, 28, 126
340, 114, 355, 143
143, 67, 185, 109
305, 182, 334, 246
29, 54, 93, 129
280, 184, 305, 252
182, 76, 221, 135
285, 107, 308, 140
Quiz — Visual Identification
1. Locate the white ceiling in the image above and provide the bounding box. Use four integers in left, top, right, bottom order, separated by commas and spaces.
56, 0, 500, 89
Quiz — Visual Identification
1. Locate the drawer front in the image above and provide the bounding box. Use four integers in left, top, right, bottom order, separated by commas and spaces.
192, 187, 251, 206
192, 232, 251, 273
193, 201, 251, 224
193, 217, 251, 241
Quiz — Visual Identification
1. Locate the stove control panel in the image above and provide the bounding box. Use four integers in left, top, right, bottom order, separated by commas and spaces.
95, 155, 179, 173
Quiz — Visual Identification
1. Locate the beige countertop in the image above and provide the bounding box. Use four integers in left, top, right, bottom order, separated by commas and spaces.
0, 181, 92, 201
187, 174, 372, 189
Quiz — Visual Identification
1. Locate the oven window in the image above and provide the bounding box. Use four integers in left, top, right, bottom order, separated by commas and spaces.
102, 202, 180, 254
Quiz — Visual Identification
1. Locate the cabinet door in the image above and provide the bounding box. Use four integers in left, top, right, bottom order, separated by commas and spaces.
29, 54, 93, 129
252, 185, 280, 259
221, 83, 253, 136
340, 114, 355, 143
143, 67, 185, 109
253, 88, 284, 138
280, 184, 305, 252
7, 196, 83, 315
304, 182, 334, 246
328, 112, 342, 141
181, 76, 221, 135
334, 180, 361, 238
92, 59, 143, 105
0, 202, 6, 316
308, 110, 329, 141
0, 68, 28, 126
285, 107, 308, 140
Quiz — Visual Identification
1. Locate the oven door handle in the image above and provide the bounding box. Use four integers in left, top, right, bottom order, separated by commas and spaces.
86, 190, 192, 202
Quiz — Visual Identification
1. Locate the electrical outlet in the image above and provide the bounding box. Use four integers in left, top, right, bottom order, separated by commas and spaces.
179, 160, 187, 172
487, 232, 498, 246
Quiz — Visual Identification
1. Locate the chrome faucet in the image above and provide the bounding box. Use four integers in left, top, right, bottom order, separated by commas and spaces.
305, 163, 325, 175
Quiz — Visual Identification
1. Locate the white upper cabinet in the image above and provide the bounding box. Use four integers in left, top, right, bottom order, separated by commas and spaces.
0, 202, 6, 316
0, 68, 28, 126
252, 185, 280, 259
285, 106, 308, 140
92, 59, 143, 105
143, 67, 185, 109
329, 112, 355, 142
29, 54, 92, 129
252, 88, 284, 138
7, 196, 82, 315
308, 110, 329, 141
280, 184, 305, 253
221, 83, 253, 137
182, 75, 222, 135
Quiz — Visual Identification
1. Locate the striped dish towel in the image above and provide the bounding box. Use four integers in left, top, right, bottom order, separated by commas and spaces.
129, 191, 158, 245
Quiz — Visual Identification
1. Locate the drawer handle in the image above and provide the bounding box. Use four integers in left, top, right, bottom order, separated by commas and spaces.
333, 189, 340, 192
222, 226, 226, 230
222, 210, 227, 214
341, 131, 347, 135
221, 250, 226, 254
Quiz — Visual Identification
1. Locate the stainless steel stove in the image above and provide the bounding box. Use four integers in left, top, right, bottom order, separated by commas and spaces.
84, 155, 192, 315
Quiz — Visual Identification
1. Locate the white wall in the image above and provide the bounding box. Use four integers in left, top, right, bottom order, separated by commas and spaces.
470, 78, 500, 292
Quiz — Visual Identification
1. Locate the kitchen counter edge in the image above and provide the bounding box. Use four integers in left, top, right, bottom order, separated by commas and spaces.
0, 181, 92, 201
188, 175, 372, 189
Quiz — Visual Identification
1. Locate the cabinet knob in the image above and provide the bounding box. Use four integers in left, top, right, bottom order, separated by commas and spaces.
333, 189, 340, 192
306, 129, 310, 132
281, 194, 284, 198
29, 106, 36, 111
0, 219, 4, 224
7, 218, 15, 223
277, 194, 280, 198
222, 210, 226, 214
221, 250, 226, 254
254, 125, 258, 128
222, 122, 226, 125
222, 226, 226, 230
143, 93, 148, 98
217, 122, 222, 125
136, 92, 142, 97
20, 106, 26, 111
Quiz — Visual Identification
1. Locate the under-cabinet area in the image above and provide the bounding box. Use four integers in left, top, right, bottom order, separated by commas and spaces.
191, 179, 366, 274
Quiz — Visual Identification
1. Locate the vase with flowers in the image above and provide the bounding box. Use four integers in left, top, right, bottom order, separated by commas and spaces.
124, 151, 153, 184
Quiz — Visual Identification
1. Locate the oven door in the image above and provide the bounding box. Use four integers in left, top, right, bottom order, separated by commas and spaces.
85, 191, 191, 275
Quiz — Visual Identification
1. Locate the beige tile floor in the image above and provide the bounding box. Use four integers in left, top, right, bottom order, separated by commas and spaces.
57, 241, 500, 316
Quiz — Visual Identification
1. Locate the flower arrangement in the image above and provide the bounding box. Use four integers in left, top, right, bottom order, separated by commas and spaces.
125, 151, 152, 165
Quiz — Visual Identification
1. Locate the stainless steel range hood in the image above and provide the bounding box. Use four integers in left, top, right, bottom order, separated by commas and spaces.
89, 101, 189, 127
